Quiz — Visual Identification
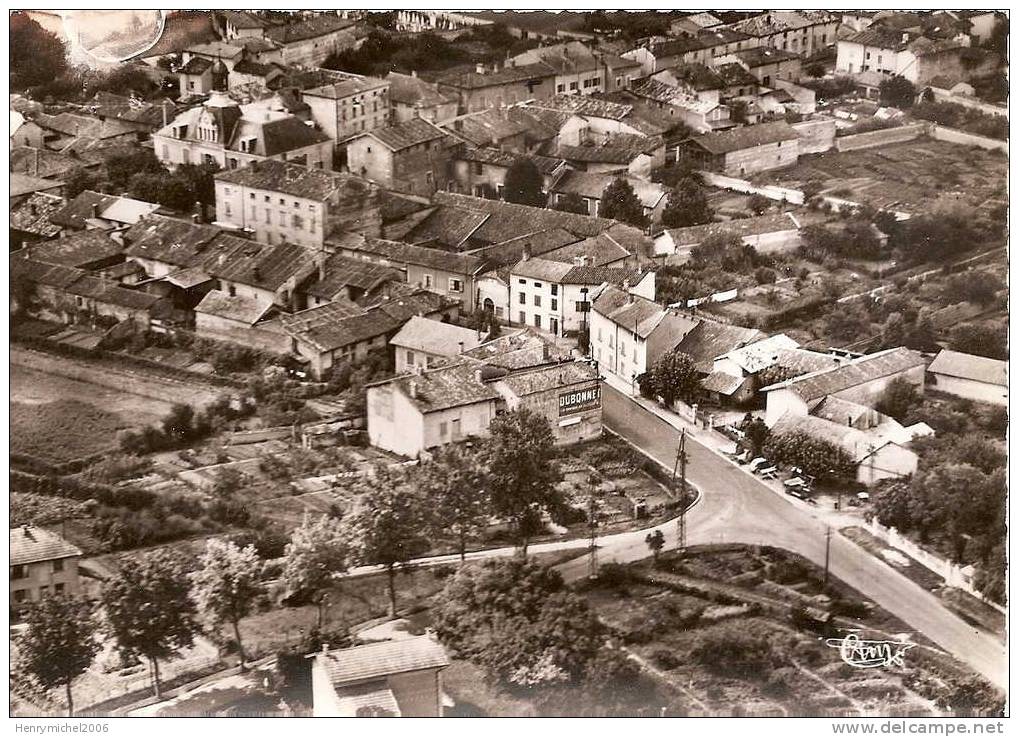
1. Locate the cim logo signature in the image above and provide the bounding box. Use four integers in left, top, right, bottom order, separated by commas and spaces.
825, 633, 916, 668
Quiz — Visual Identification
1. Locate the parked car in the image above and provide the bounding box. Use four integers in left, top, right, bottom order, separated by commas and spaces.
759, 466, 779, 479
785, 487, 811, 501
748, 457, 768, 472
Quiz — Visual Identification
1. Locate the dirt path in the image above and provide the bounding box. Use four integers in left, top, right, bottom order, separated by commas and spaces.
11, 346, 224, 427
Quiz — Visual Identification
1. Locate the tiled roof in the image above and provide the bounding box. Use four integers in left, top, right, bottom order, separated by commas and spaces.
305, 254, 402, 300
10, 173, 64, 198
631, 77, 716, 113
593, 288, 696, 340
382, 361, 500, 412
10, 526, 82, 566
385, 71, 456, 108
511, 257, 643, 287
404, 205, 489, 249
552, 133, 659, 164
203, 235, 314, 291
686, 121, 799, 155
9, 192, 64, 238
35, 112, 138, 140
668, 63, 728, 91
232, 58, 281, 77
510, 257, 574, 283
220, 10, 269, 30
811, 395, 873, 425
719, 333, 800, 372
843, 27, 919, 52
467, 228, 579, 268
304, 75, 389, 100
716, 63, 762, 88
216, 159, 369, 202
390, 315, 486, 355
445, 109, 534, 147
700, 370, 746, 395
123, 215, 222, 267
544, 232, 632, 267
29, 230, 124, 269
265, 14, 354, 44
351, 237, 487, 275
261, 116, 332, 156
727, 11, 835, 36
461, 327, 567, 369
10, 256, 83, 290
458, 145, 565, 175
368, 118, 448, 151
734, 46, 803, 67
676, 321, 766, 368
432, 192, 619, 242
530, 94, 633, 121
764, 348, 926, 403
434, 62, 555, 90
772, 348, 843, 378
497, 360, 598, 397
187, 40, 246, 59
194, 290, 273, 325
99, 197, 162, 225
770, 412, 876, 462
47, 191, 116, 230
85, 92, 176, 128
927, 349, 1007, 387
178, 56, 213, 75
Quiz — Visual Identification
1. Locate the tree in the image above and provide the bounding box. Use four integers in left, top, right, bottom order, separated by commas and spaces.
210, 466, 244, 498
879, 75, 917, 109
419, 445, 491, 561
279, 516, 348, 629
190, 539, 264, 668
661, 177, 713, 228
949, 323, 1007, 360
10, 12, 67, 90
824, 302, 871, 343
599, 178, 648, 229
943, 272, 1004, 307
553, 191, 589, 215
484, 408, 564, 554
345, 464, 430, 616
763, 430, 856, 482
644, 529, 665, 563
102, 550, 198, 698
650, 350, 700, 406
875, 377, 921, 421
64, 167, 98, 199
503, 158, 546, 207
128, 171, 193, 212
176, 161, 221, 209
739, 414, 771, 456
747, 193, 770, 215
162, 402, 195, 443
19, 597, 99, 716
105, 148, 164, 192
433, 558, 604, 689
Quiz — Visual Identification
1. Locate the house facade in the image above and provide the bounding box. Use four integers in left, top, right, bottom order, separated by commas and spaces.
435, 63, 556, 114
10, 526, 83, 610
303, 76, 392, 148
926, 349, 1007, 406
346, 118, 454, 197
680, 121, 800, 176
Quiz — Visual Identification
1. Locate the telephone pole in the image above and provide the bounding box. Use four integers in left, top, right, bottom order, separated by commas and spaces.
672, 429, 688, 554
588, 472, 599, 579
823, 525, 832, 586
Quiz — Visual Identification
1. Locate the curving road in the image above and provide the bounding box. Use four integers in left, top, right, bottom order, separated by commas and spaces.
554, 386, 1006, 690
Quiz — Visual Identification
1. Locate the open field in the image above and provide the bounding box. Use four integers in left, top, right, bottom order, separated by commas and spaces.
758, 139, 1008, 213
11, 400, 126, 465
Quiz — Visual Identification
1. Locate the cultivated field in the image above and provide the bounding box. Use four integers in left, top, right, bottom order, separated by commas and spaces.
10, 400, 127, 465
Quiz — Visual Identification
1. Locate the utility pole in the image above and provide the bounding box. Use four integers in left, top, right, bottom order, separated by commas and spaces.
587, 472, 599, 579
823, 525, 832, 586
672, 429, 688, 554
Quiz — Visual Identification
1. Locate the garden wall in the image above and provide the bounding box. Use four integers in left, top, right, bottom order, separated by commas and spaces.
927, 124, 1009, 153
864, 518, 1005, 614
698, 171, 805, 205
791, 117, 836, 154
834, 123, 928, 152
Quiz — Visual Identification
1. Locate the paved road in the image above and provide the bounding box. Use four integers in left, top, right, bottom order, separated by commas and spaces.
559, 386, 1005, 689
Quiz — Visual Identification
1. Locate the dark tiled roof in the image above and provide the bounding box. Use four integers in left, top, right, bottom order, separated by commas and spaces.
843, 27, 919, 52
728, 11, 835, 36
734, 46, 803, 67
530, 94, 633, 121
434, 62, 555, 90
85, 92, 176, 128
466, 228, 579, 267
9, 192, 64, 238
10, 173, 64, 198
458, 145, 565, 175
404, 206, 489, 249
432, 192, 618, 242
686, 121, 799, 155
266, 14, 354, 44
669, 63, 728, 91
676, 321, 766, 367
511, 257, 643, 287
203, 235, 314, 291
10, 256, 83, 290
544, 232, 631, 267
304, 75, 389, 100
29, 230, 124, 269
716, 63, 761, 88
765, 348, 926, 403
49, 191, 118, 230
383, 361, 501, 413
386, 72, 456, 108
232, 59, 280, 77
10, 526, 81, 566
368, 118, 448, 151
194, 290, 273, 324
123, 215, 222, 267
390, 315, 485, 355
664, 212, 804, 246
351, 238, 487, 276
179, 56, 214, 75
220, 10, 269, 30
498, 360, 598, 397
305, 254, 402, 300
261, 116, 331, 156
216, 159, 369, 202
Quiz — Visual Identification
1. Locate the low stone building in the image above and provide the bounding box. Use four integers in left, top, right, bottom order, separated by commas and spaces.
926, 349, 1007, 406
679, 121, 800, 177
10, 526, 83, 610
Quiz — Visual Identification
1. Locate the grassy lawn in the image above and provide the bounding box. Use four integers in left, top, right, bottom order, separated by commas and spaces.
11, 399, 127, 464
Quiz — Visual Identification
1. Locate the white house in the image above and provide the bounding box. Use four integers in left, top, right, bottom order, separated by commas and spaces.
926, 349, 1007, 406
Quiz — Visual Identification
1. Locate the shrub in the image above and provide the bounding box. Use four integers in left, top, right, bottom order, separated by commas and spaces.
652, 649, 680, 670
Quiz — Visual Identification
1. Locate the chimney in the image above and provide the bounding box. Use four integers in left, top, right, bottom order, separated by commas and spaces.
458, 340, 464, 354
521, 244, 532, 261
162, 101, 169, 128
476, 63, 485, 74
411, 70, 417, 78
191, 213, 200, 223
90, 203, 99, 219
194, 201, 204, 223
218, 253, 227, 266
573, 255, 585, 266
901, 32, 909, 43
474, 368, 483, 383
317, 254, 327, 281
252, 266, 262, 282
408, 380, 418, 399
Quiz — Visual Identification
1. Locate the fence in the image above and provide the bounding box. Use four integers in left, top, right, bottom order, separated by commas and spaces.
834, 122, 928, 151
697, 171, 804, 205
864, 518, 1005, 614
